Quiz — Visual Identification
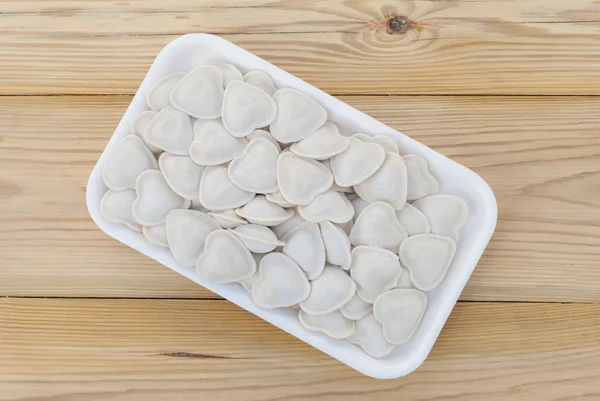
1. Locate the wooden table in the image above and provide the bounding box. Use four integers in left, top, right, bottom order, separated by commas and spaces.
1, 1, 600, 400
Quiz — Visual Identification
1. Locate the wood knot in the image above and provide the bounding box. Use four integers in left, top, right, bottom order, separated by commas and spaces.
386, 15, 420, 35
389, 16, 407, 33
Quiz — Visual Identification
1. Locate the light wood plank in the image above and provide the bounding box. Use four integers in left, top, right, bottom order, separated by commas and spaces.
1, 0, 600, 95
1, 299, 599, 400
1, 96, 599, 301
4, 0, 599, 34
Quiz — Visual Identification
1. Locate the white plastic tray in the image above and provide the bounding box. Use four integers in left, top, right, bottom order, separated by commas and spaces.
86, 34, 498, 379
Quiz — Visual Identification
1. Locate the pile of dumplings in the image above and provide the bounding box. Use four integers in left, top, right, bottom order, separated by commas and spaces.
100, 62, 469, 359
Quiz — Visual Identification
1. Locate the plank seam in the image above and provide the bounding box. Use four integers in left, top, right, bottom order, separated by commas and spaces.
2, 93, 600, 98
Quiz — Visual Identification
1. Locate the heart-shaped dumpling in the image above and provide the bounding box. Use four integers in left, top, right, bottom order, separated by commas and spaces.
206, 62, 243, 87
247, 129, 281, 151
403, 154, 439, 201
158, 153, 204, 200
299, 265, 356, 315
395, 266, 415, 289
298, 190, 354, 224
192, 117, 213, 139
399, 234, 456, 291
413, 194, 468, 241
244, 70, 277, 96
321, 159, 353, 193
340, 293, 372, 320
208, 209, 247, 229
196, 229, 256, 283
144, 106, 194, 155
319, 221, 351, 270
170, 65, 224, 119
231, 224, 284, 254
354, 152, 407, 210
199, 166, 255, 211
146, 72, 185, 111
143, 224, 168, 247
270, 88, 327, 143
272, 210, 304, 238
282, 221, 326, 280
103, 135, 158, 191
228, 138, 279, 193
352, 133, 399, 154
330, 137, 386, 187
299, 310, 355, 339
347, 313, 394, 358
277, 152, 333, 205
265, 191, 295, 208
373, 289, 427, 345
189, 120, 248, 166
130, 111, 162, 154
350, 246, 402, 303
165, 209, 221, 268
132, 170, 191, 226
101, 189, 142, 231
350, 202, 408, 252
251, 252, 310, 309
222, 81, 277, 138
235, 195, 294, 226
349, 195, 370, 221
396, 204, 430, 236
289, 122, 349, 160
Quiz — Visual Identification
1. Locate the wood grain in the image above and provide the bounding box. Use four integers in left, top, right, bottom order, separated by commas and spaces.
1, 1, 598, 399
1, 96, 599, 301
1, 0, 600, 95
1, 299, 599, 401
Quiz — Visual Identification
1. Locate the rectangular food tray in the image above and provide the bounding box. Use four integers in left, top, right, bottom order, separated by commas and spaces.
86, 33, 498, 379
